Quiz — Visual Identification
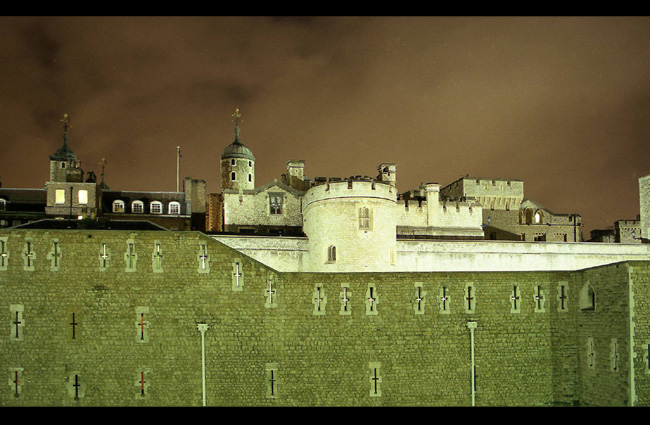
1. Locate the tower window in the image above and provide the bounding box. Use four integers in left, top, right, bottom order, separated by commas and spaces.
231, 172, 236, 181
112, 200, 125, 213
327, 245, 337, 263
248, 161, 252, 167
270, 193, 283, 215
231, 159, 236, 166
359, 207, 371, 230
0, 199, 6, 211
132, 201, 144, 213
248, 174, 252, 182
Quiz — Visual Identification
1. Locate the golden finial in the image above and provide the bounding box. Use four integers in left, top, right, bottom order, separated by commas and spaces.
60, 113, 71, 133
231, 108, 243, 127
99, 158, 107, 174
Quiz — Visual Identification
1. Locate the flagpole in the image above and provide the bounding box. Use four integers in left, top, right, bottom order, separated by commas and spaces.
176, 146, 180, 192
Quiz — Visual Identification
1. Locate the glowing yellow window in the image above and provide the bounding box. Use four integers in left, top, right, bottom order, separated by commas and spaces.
55, 189, 66, 204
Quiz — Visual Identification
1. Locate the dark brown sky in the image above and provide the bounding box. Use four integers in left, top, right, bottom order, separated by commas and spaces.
1, 16, 649, 234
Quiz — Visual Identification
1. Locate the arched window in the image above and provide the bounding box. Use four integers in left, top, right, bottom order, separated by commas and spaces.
359, 207, 371, 230
231, 159, 236, 166
248, 173, 252, 182
168, 201, 181, 215
112, 200, 125, 213
231, 172, 236, 181
0, 198, 6, 211
150, 201, 163, 214
327, 245, 337, 263
525, 208, 533, 225
534, 210, 543, 224
132, 200, 144, 213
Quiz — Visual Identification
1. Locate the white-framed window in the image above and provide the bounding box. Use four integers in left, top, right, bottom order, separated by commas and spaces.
112, 200, 125, 213
231, 159, 236, 166
231, 172, 236, 181
132, 200, 144, 213
168, 201, 181, 215
248, 173, 252, 182
78, 189, 88, 205
0, 198, 6, 211
55, 189, 66, 204
150, 201, 163, 214
327, 245, 337, 263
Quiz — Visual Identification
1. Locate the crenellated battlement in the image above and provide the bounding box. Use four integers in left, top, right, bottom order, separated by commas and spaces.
303, 178, 397, 209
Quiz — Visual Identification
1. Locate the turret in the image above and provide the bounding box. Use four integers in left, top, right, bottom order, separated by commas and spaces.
220, 108, 255, 192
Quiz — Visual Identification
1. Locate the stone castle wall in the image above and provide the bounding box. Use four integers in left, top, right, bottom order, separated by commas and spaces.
2, 229, 650, 406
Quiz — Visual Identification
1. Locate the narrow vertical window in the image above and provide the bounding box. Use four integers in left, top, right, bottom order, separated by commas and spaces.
533, 285, 546, 313
232, 259, 244, 291
231, 171, 236, 181
439, 286, 451, 314
359, 207, 371, 230
587, 337, 596, 370
9, 368, 24, 398
413, 282, 426, 314
197, 241, 210, 273
0, 237, 8, 270
135, 307, 150, 343
47, 239, 62, 271
99, 242, 110, 270
152, 241, 163, 273
464, 283, 476, 314
557, 282, 569, 313
265, 276, 277, 308
265, 363, 279, 399
9, 305, 24, 342
365, 284, 378, 315
510, 285, 521, 314
610, 338, 619, 373
340, 283, 351, 316
327, 245, 336, 263
369, 362, 382, 397
313, 285, 327, 315
124, 239, 137, 272
21, 239, 35, 271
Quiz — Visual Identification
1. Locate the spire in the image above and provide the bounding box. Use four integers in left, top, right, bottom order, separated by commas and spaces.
98, 157, 110, 190
221, 107, 254, 161
50, 113, 77, 161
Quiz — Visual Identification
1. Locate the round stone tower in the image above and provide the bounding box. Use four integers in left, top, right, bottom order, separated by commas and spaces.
302, 178, 398, 272
220, 108, 255, 192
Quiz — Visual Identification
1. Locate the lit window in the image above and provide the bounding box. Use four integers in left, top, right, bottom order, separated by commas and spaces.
55, 189, 66, 204
132, 201, 144, 213
359, 207, 371, 229
0, 199, 6, 211
78, 190, 88, 205
150, 201, 163, 214
327, 245, 336, 263
535, 211, 542, 224
270, 193, 283, 215
112, 200, 125, 213
169, 201, 181, 215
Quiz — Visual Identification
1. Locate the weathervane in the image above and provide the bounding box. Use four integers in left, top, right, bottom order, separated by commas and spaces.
231, 107, 242, 139
60, 113, 71, 144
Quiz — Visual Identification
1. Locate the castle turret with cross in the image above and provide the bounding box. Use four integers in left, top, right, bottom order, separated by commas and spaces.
220, 108, 255, 192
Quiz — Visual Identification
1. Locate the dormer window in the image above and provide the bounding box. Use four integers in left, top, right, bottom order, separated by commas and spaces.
269, 193, 283, 215
0, 198, 6, 211
112, 200, 125, 213
168, 201, 181, 215
132, 200, 144, 213
150, 201, 163, 214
